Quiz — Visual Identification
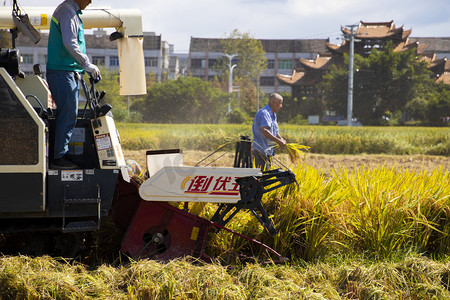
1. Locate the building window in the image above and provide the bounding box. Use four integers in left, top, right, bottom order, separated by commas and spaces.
267, 59, 275, 69
38, 55, 46, 65
260, 76, 275, 86
110, 56, 119, 66
190, 58, 205, 69
145, 57, 158, 67
208, 59, 219, 69
21, 54, 33, 64
92, 56, 105, 66
278, 59, 292, 70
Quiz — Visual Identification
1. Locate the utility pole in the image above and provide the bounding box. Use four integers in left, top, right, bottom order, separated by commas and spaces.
346, 24, 358, 127
225, 54, 237, 113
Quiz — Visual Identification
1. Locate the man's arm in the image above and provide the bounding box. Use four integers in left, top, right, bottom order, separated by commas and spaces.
59, 10, 100, 78
261, 126, 286, 148
59, 14, 91, 69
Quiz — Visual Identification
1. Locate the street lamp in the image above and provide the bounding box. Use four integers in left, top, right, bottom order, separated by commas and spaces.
345, 24, 358, 127
225, 54, 237, 113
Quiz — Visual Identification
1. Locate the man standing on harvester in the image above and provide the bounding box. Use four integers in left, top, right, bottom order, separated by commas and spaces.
252, 92, 286, 170
46, 0, 101, 169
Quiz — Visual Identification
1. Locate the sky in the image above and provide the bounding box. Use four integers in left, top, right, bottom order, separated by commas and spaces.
10, 0, 450, 53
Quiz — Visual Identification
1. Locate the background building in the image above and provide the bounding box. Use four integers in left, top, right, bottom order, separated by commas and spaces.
276, 22, 450, 100
13, 25, 450, 96
188, 37, 328, 94
14, 30, 179, 82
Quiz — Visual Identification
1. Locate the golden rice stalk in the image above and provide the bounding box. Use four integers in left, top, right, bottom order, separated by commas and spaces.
275, 143, 310, 164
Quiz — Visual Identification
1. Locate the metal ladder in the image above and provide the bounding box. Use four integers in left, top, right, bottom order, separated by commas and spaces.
62, 184, 101, 233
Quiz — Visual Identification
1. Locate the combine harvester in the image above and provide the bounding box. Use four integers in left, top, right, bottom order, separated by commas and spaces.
0, 2, 296, 261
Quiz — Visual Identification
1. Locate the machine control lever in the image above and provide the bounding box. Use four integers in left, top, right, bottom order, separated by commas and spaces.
210, 169, 297, 235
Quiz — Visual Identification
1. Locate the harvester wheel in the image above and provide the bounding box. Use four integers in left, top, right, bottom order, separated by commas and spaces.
53, 233, 82, 258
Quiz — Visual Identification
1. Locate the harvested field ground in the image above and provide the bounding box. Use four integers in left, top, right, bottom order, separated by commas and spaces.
125, 150, 449, 176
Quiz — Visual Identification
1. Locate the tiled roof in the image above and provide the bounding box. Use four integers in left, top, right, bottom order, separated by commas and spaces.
15, 33, 49, 47
276, 69, 324, 86
189, 37, 223, 52
429, 58, 450, 72
189, 37, 328, 53
300, 55, 332, 70
276, 70, 305, 85
259, 39, 328, 53
419, 53, 437, 64
15, 32, 162, 50
393, 38, 425, 53
326, 40, 347, 54
437, 72, 450, 84
409, 37, 450, 53
341, 20, 410, 40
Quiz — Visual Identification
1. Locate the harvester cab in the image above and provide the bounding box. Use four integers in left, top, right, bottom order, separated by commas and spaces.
0, 3, 145, 255
0, 2, 297, 261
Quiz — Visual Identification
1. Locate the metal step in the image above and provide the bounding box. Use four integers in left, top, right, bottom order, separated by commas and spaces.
64, 198, 100, 204
62, 221, 99, 233
62, 185, 102, 233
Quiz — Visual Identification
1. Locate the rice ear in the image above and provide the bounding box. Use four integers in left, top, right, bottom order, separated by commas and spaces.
276, 143, 310, 164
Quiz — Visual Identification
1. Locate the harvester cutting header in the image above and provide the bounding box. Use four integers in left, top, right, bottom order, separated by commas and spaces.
0, 1, 297, 261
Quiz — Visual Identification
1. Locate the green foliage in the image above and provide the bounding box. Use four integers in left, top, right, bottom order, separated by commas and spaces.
209, 29, 268, 114
111, 109, 142, 123
321, 43, 434, 125
88, 67, 125, 111
81, 67, 144, 122
425, 83, 450, 126
226, 108, 247, 124
233, 76, 258, 115
0, 30, 11, 48
220, 29, 267, 80
131, 76, 228, 123
117, 123, 450, 156
277, 93, 325, 123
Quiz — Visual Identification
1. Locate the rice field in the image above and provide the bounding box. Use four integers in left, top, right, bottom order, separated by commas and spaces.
0, 124, 448, 299
116, 123, 450, 156
1, 162, 447, 299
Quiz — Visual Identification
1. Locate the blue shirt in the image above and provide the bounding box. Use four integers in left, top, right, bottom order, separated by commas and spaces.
252, 104, 279, 156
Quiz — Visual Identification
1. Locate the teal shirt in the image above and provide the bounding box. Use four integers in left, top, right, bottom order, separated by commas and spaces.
47, 0, 88, 72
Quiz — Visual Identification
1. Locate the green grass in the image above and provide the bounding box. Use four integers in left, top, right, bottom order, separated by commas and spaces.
117, 123, 450, 155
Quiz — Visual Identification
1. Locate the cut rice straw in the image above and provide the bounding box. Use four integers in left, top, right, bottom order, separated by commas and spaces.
275, 143, 310, 164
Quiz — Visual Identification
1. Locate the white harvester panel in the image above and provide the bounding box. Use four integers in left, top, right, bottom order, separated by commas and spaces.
91, 115, 126, 169
139, 166, 261, 204
15, 75, 54, 109
0, 68, 46, 212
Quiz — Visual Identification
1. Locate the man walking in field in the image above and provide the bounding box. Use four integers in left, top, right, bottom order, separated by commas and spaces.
252, 93, 286, 170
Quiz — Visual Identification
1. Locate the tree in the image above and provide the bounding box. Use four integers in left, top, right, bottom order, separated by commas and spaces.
131, 76, 228, 124
220, 29, 267, 79
215, 29, 267, 112
276, 91, 325, 123
233, 76, 257, 115
320, 43, 433, 125
89, 67, 142, 122
425, 84, 450, 126
0, 30, 11, 48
